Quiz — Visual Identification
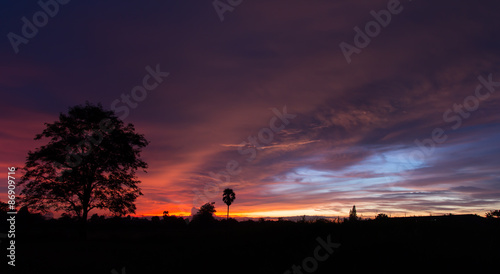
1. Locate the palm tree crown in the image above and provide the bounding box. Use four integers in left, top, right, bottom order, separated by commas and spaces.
222, 188, 236, 219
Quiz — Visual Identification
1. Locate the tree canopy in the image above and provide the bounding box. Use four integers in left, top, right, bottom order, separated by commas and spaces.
197, 202, 216, 216
19, 103, 149, 222
191, 202, 217, 226
486, 210, 500, 218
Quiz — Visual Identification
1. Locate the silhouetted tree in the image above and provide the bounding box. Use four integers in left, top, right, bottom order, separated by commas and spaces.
486, 210, 500, 219
376, 213, 389, 220
0, 201, 8, 212
349, 205, 358, 221
19, 103, 149, 238
90, 213, 105, 223
191, 202, 216, 226
299, 215, 307, 223
198, 202, 216, 215
151, 216, 160, 223
222, 188, 235, 220
314, 218, 331, 224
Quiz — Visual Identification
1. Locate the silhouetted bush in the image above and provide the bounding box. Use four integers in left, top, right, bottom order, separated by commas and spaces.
375, 213, 389, 220
190, 202, 217, 228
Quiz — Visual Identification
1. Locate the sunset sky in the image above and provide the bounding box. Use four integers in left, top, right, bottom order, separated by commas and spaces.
1, 0, 500, 218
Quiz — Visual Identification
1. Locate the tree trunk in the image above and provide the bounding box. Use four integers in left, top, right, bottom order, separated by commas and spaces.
80, 179, 91, 240
227, 205, 229, 220
80, 208, 88, 240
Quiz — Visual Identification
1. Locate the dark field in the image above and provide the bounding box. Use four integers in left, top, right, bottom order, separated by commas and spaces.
2, 214, 499, 274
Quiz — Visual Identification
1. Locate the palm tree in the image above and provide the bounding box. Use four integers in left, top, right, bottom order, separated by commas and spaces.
222, 188, 236, 220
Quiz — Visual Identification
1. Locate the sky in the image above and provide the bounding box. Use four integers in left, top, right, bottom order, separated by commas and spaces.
1, 0, 500, 218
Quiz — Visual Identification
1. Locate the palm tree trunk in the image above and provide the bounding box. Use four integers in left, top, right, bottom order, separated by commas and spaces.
227, 205, 229, 220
